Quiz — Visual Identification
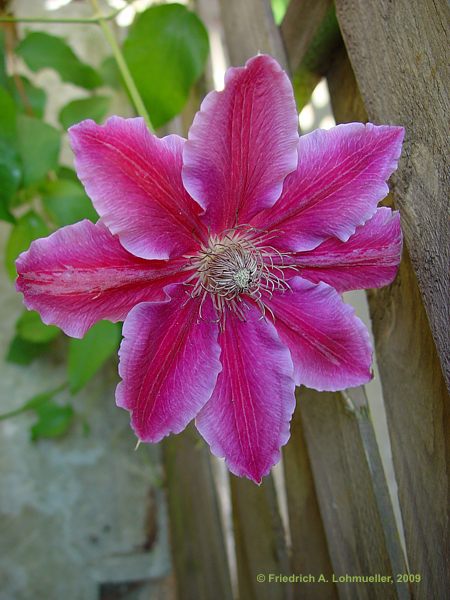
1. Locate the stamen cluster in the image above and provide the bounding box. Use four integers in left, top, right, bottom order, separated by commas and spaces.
186, 228, 291, 324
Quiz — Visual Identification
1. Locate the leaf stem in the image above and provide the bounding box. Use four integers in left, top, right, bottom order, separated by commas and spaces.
90, 0, 153, 130
0, 405, 27, 421
0, 5, 127, 25
0, 382, 67, 421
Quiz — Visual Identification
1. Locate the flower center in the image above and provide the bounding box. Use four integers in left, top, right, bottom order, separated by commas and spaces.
200, 237, 261, 298
233, 268, 251, 289
186, 227, 291, 325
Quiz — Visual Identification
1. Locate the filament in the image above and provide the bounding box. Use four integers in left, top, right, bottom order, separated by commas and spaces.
185, 226, 292, 327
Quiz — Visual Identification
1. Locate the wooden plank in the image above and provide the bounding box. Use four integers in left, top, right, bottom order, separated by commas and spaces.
283, 402, 338, 599
281, 0, 334, 71
327, 46, 450, 600
344, 387, 410, 596
282, 1, 342, 110
217, 0, 289, 69
299, 388, 408, 600
368, 252, 450, 599
281, 7, 410, 596
326, 45, 366, 122
163, 427, 233, 600
230, 475, 291, 600
334, 0, 450, 387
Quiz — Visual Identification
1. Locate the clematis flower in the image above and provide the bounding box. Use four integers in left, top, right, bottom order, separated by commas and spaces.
16, 55, 404, 484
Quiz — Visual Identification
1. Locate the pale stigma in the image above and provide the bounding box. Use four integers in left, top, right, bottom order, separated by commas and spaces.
233, 268, 251, 289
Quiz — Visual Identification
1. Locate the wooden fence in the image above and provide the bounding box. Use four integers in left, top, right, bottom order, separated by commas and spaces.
163, 1, 449, 599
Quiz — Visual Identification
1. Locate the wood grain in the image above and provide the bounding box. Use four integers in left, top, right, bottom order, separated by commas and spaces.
283, 402, 337, 599
299, 388, 408, 600
163, 427, 233, 600
334, 0, 450, 387
230, 475, 292, 600
217, 0, 288, 69
327, 46, 450, 600
281, 0, 332, 72
282, 0, 342, 110
369, 251, 450, 600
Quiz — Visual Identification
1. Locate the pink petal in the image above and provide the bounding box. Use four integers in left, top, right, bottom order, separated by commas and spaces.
116, 287, 221, 443
253, 123, 404, 251
267, 277, 372, 391
16, 220, 187, 338
69, 117, 206, 260
288, 208, 403, 292
182, 54, 299, 231
196, 305, 295, 484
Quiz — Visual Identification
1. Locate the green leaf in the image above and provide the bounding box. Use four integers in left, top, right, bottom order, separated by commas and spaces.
58, 95, 110, 130
16, 310, 60, 343
31, 401, 74, 441
0, 149, 20, 222
9, 75, 47, 118
123, 4, 209, 128
0, 88, 21, 220
0, 85, 17, 142
0, 189, 16, 223
5, 210, 49, 280
41, 178, 97, 226
100, 55, 122, 90
17, 115, 60, 186
56, 166, 79, 183
16, 32, 102, 90
68, 321, 121, 394
8, 184, 40, 210
6, 335, 51, 365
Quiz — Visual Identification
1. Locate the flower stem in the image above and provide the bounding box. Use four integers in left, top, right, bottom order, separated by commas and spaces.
90, 0, 154, 130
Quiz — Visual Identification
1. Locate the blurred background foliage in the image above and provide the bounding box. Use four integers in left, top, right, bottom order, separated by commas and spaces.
0, 0, 289, 441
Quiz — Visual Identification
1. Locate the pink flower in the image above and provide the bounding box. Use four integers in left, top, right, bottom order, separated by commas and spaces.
16, 55, 404, 484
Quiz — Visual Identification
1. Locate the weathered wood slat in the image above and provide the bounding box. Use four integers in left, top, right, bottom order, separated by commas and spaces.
344, 387, 410, 599
282, 1, 342, 110
368, 253, 450, 600
283, 403, 337, 599
281, 4, 410, 595
299, 388, 408, 600
163, 427, 233, 600
218, 0, 288, 69
280, 0, 333, 73
230, 475, 291, 600
327, 46, 450, 600
334, 0, 450, 387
